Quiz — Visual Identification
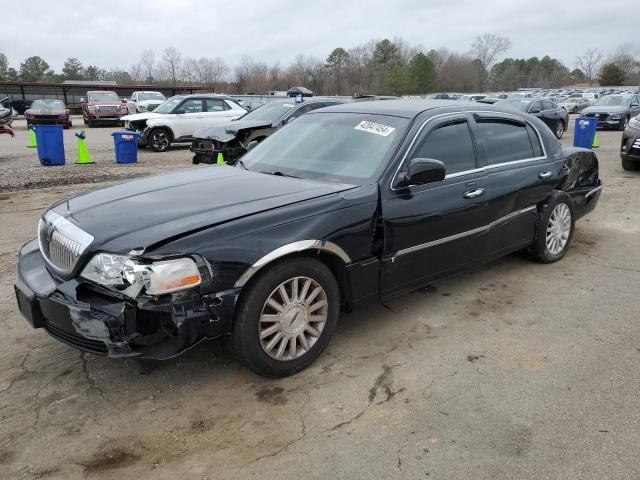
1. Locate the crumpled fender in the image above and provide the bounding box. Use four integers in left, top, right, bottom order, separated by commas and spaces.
557, 146, 600, 191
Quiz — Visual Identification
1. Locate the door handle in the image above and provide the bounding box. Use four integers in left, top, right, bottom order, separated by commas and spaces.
463, 188, 485, 199
538, 171, 552, 179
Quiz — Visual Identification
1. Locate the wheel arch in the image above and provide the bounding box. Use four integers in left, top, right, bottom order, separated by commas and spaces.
147, 124, 175, 141
233, 240, 353, 308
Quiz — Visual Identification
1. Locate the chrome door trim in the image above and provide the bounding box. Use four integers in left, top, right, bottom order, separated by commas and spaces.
234, 240, 351, 288
390, 110, 549, 191
585, 185, 603, 198
391, 205, 537, 261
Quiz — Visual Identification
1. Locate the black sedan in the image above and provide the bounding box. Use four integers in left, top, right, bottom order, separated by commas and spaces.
191, 98, 347, 164
495, 98, 569, 139
24, 99, 72, 129
582, 94, 640, 130
15, 101, 602, 377
620, 114, 640, 170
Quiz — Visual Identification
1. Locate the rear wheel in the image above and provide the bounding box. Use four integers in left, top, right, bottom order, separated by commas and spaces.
148, 128, 172, 152
528, 191, 575, 263
232, 257, 340, 377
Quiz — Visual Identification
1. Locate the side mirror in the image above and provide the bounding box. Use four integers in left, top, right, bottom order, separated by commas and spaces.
246, 140, 259, 151
80, 97, 85, 103
121, 98, 128, 103
396, 158, 446, 188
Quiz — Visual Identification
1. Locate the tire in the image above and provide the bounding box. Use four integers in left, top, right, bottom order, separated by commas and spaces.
232, 257, 340, 377
555, 120, 565, 139
87, 117, 95, 128
192, 155, 200, 165
528, 191, 576, 263
148, 128, 172, 152
621, 158, 638, 171
619, 116, 629, 131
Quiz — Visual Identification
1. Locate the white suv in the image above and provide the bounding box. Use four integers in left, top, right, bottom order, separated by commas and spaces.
122, 95, 247, 152
126, 91, 167, 114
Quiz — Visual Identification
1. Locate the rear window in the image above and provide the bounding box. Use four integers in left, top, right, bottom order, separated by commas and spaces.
477, 118, 535, 165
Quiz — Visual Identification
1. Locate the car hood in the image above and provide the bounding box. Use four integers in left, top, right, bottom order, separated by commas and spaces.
51, 166, 357, 253
121, 112, 164, 122
26, 108, 67, 115
582, 105, 627, 114
193, 120, 273, 142
138, 100, 164, 108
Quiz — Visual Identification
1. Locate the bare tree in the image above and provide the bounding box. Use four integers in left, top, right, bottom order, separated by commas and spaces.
139, 49, 155, 83
576, 48, 603, 86
234, 55, 254, 93
607, 43, 639, 84
161, 47, 182, 85
129, 63, 142, 83
471, 34, 512, 89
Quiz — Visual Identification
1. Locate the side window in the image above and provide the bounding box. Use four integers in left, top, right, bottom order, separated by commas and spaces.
411, 119, 476, 175
477, 118, 535, 165
542, 100, 554, 111
178, 99, 204, 113
205, 99, 225, 112
131, 93, 137, 102
525, 124, 543, 158
288, 103, 319, 120
529, 101, 542, 112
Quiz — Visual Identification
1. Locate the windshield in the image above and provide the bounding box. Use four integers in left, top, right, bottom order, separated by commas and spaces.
139, 92, 166, 101
240, 113, 409, 184
594, 96, 628, 107
239, 102, 297, 122
31, 99, 65, 109
88, 92, 119, 102
154, 97, 184, 114
495, 99, 530, 112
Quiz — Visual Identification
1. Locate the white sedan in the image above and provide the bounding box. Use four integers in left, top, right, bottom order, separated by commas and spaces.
122, 95, 247, 152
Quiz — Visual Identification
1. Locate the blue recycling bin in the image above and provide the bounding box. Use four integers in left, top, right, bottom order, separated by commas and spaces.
111, 130, 140, 164
573, 117, 598, 149
35, 125, 65, 166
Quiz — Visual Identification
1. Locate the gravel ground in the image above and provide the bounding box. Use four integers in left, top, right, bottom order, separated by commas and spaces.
1, 118, 639, 480
0, 117, 196, 191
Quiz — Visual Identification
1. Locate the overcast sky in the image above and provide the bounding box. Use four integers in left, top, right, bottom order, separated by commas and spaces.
5, 0, 637, 72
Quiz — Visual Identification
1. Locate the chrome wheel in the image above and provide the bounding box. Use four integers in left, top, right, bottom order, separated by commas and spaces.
259, 276, 328, 361
546, 203, 571, 255
151, 130, 170, 151
556, 121, 564, 139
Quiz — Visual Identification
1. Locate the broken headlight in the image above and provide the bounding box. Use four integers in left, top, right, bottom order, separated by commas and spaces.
81, 253, 201, 297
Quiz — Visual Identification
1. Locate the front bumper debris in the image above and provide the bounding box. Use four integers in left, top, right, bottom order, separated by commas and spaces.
15, 239, 239, 359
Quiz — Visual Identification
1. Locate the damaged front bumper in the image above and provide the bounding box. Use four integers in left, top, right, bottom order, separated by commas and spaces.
14, 240, 239, 359
190, 138, 245, 165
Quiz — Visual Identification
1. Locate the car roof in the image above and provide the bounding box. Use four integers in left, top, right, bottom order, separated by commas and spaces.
87, 90, 117, 94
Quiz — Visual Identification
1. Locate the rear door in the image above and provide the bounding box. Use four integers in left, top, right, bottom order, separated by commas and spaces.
472, 113, 555, 255
381, 113, 493, 298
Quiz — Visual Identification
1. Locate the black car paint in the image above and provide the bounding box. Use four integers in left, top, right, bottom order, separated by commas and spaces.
495, 99, 569, 137
620, 119, 640, 168
15, 101, 602, 360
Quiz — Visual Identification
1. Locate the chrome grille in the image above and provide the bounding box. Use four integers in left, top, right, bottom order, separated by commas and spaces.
38, 211, 94, 274
96, 105, 117, 112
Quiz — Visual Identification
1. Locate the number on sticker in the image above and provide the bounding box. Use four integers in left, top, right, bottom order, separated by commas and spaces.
354, 121, 395, 137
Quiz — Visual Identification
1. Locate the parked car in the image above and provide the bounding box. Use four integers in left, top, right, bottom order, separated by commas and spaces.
353, 95, 400, 101
24, 99, 72, 129
557, 97, 591, 114
126, 91, 167, 114
81, 91, 128, 127
0, 97, 14, 127
286, 86, 313, 98
495, 98, 569, 139
581, 94, 640, 130
122, 94, 246, 152
15, 100, 602, 377
191, 98, 347, 164
620, 114, 640, 171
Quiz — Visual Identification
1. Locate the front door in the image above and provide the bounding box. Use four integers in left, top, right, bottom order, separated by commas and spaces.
380, 113, 494, 299
172, 98, 205, 138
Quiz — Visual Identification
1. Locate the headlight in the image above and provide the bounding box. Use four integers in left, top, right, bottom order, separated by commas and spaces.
610, 114, 622, 120
629, 116, 640, 129
81, 253, 201, 297
87, 105, 96, 113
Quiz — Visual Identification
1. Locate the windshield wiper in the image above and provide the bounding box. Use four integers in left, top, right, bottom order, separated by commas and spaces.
238, 159, 249, 170
264, 171, 299, 178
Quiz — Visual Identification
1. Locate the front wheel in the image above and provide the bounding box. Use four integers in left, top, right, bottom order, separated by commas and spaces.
148, 128, 171, 152
528, 192, 575, 263
619, 116, 629, 131
232, 257, 340, 377
555, 120, 565, 139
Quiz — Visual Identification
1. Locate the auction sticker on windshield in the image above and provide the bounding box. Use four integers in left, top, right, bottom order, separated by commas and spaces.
354, 120, 395, 137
